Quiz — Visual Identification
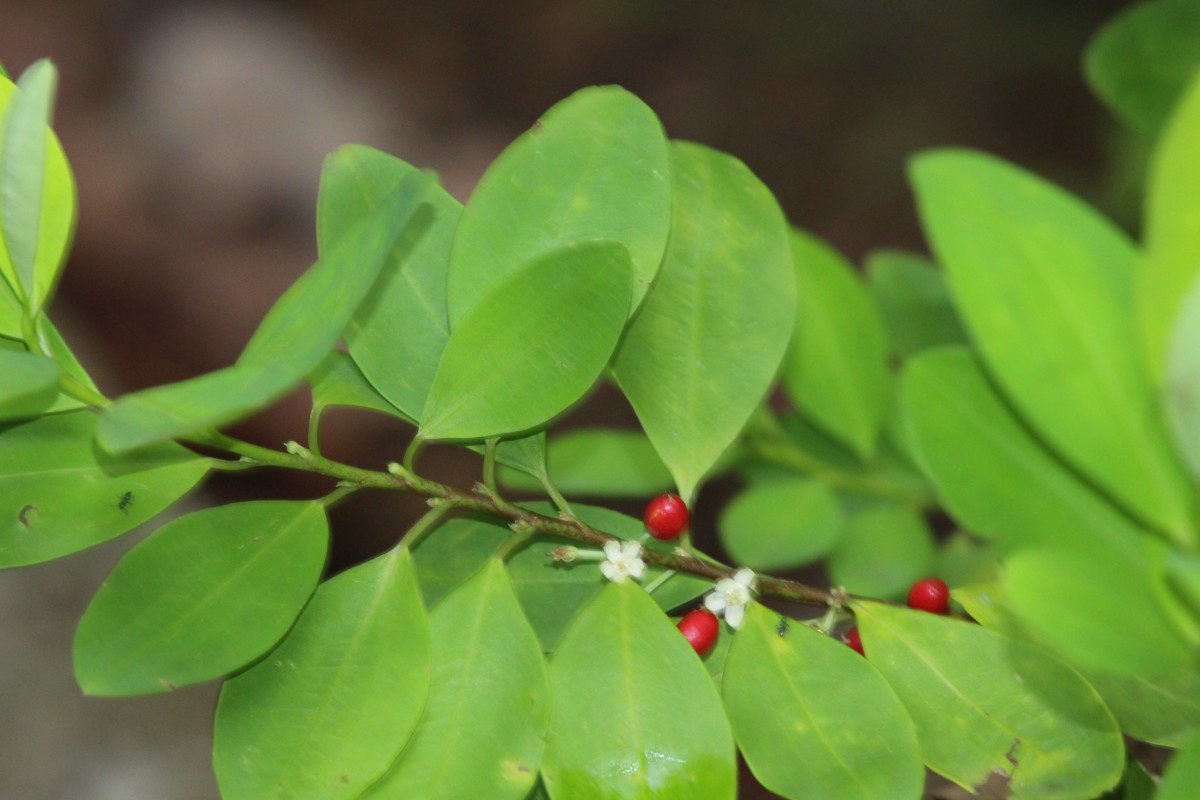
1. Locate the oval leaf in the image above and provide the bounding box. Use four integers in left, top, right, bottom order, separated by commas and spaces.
828, 504, 935, 600
0, 348, 58, 419
901, 348, 1192, 672
420, 242, 632, 441
865, 248, 967, 358
910, 148, 1194, 542
73, 500, 328, 696
541, 581, 736, 799
213, 546, 431, 800
783, 230, 891, 458
723, 603, 923, 800
717, 478, 842, 571
361, 560, 548, 800
0, 410, 209, 567
499, 428, 673, 498
447, 85, 670, 324
853, 601, 1124, 799
613, 141, 795, 503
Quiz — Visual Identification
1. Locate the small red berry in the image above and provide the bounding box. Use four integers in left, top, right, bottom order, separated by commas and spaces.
907, 577, 951, 615
677, 608, 719, 654
844, 627, 864, 656
644, 493, 689, 540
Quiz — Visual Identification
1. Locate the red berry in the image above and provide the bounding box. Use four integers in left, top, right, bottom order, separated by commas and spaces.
644, 493, 689, 540
677, 609, 719, 654
907, 577, 951, 615
845, 627, 864, 656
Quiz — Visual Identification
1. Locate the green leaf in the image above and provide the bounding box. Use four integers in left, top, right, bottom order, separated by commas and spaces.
494, 431, 549, 481
865, 248, 967, 358
723, 604, 923, 800
1107, 758, 1158, 800
447, 86, 670, 324
902, 348, 1192, 672
0, 410, 209, 567
309, 350, 408, 420
0, 348, 58, 419
933, 532, 999, 589
319, 146, 461, 421
0, 60, 76, 313
1142, 71, 1200, 391
853, 601, 1124, 799
541, 581, 736, 799
361, 560, 548, 800
612, 141, 794, 503
1166, 272, 1200, 478
717, 478, 841, 571
783, 230, 892, 458
97, 171, 433, 452
1158, 731, 1200, 800
1084, 664, 1200, 748
213, 546, 430, 800
1084, 0, 1200, 136
420, 242, 632, 441
827, 505, 934, 600
910, 148, 1194, 542
499, 428, 673, 498
73, 501, 328, 696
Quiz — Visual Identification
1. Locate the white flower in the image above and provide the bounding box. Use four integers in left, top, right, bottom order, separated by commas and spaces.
704, 568, 756, 629
599, 540, 645, 583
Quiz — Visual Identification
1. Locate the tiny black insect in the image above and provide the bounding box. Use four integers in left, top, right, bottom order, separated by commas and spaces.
776, 616, 790, 638
118, 491, 133, 512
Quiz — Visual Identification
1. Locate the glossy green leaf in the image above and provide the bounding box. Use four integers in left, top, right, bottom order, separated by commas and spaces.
362, 560, 548, 800
902, 348, 1192, 672
213, 547, 430, 800
420, 242, 632, 441
319, 146, 461, 421
411, 503, 709, 650
0, 410, 209, 567
853, 601, 1124, 799
309, 350, 408, 420
0, 348, 58, 419
865, 248, 967, 358
613, 141, 794, 503
1143, 71, 1200, 390
1085, 0, 1200, 136
717, 478, 841, 571
499, 428, 673, 498
1166, 273, 1200, 478
828, 505, 934, 600
98, 171, 433, 452
910, 149, 1194, 542
73, 501, 328, 697
447, 86, 669, 324
0, 60, 76, 313
542, 581, 736, 799
1158, 731, 1200, 800
783, 230, 891, 458
723, 603, 923, 800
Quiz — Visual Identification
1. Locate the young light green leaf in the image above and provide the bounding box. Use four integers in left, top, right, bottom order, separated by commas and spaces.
319, 145, 461, 421
213, 547, 430, 800
447, 85, 670, 324
717, 478, 841, 572
0, 410, 209, 567
827, 504, 935, 600
613, 141, 794, 503
1084, 0, 1200, 136
1157, 731, 1200, 800
499, 428, 673, 498
98, 171, 433, 452
0, 348, 58, 419
541, 581, 736, 799
902, 348, 1192, 672
420, 242, 632, 441
361, 560, 548, 800
73, 501, 328, 697
910, 148, 1194, 543
1142, 71, 1200, 391
853, 601, 1124, 799
1165, 272, 1200, 478
0, 60, 76, 313
783, 230, 892, 459
865, 248, 967, 358
723, 603, 923, 800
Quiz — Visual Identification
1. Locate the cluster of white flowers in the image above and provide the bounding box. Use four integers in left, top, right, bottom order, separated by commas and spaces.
599, 539, 645, 583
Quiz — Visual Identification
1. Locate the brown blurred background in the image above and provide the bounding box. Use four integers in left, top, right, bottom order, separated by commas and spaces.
0, 1, 1135, 797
